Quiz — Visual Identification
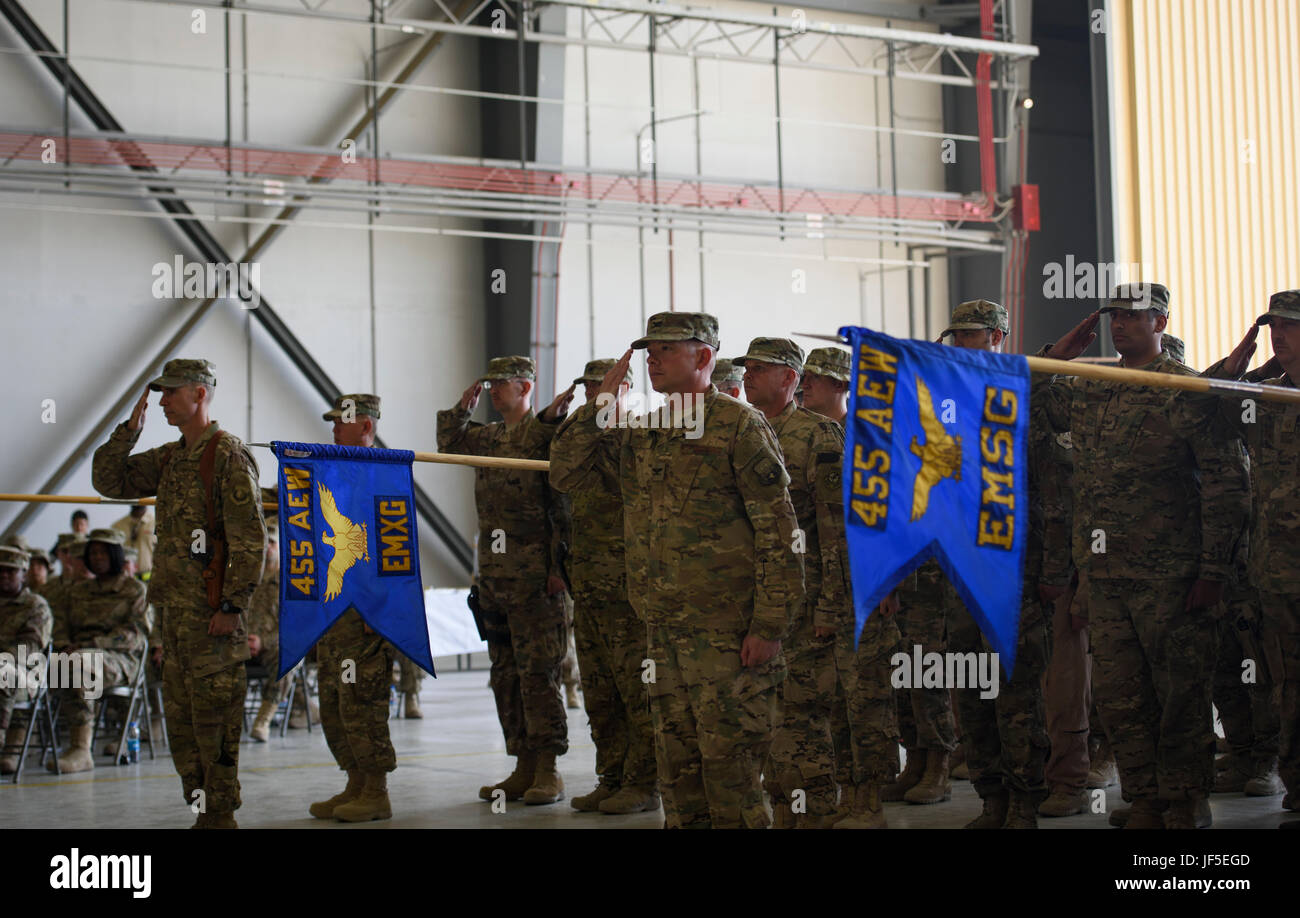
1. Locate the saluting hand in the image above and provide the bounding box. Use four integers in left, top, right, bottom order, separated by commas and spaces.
542, 384, 577, 422
1046, 311, 1101, 361
1221, 325, 1260, 377
127, 388, 150, 431
460, 381, 483, 412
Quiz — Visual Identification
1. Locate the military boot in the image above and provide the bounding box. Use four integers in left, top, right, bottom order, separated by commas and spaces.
1214, 753, 1251, 793
949, 746, 970, 781
770, 799, 797, 829
1038, 786, 1087, 817
249, 696, 278, 743
51, 723, 94, 774
202, 811, 239, 829
832, 783, 887, 829
903, 749, 951, 804
1108, 805, 1130, 828
572, 780, 619, 812
1122, 798, 1167, 829
881, 747, 925, 802
598, 785, 660, 815
1086, 742, 1118, 788
1004, 790, 1039, 829
1164, 796, 1211, 829
565, 684, 581, 710
479, 752, 537, 802
334, 771, 393, 822
522, 751, 564, 805
403, 692, 423, 719
1244, 757, 1284, 796
964, 789, 1009, 828
0, 722, 26, 774
310, 770, 364, 818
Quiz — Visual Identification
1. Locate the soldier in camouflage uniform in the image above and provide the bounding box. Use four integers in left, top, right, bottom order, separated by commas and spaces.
551, 358, 660, 815
439, 358, 576, 806
306, 394, 401, 822
740, 337, 847, 827
92, 358, 266, 828
24, 547, 51, 593
45, 528, 149, 773
551, 313, 805, 829
246, 520, 284, 743
936, 301, 1052, 828
798, 346, 906, 829
1037, 285, 1251, 829
40, 533, 89, 637
1206, 290, 1300, 824
711, 358, 745, 399
0, 546, 54, 775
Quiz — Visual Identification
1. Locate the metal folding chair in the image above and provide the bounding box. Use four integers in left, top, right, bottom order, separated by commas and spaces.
279, 664, 314, 737
6, 643, 60, 783
92, 636, 156, 764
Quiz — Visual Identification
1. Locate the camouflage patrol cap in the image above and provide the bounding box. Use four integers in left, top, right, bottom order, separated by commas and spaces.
1102, 282, 1170, 315
87, 528, 125, 547
711, 358, 745, 387
480, 356, 536, 382
3, 534, 30, 552
735, 337, 806, 374
631, 312, 720, 350
0, 545, 30, 571
323, 393, 381, 422
27, 547, 51, 568
942, 299, 1010, 337
803, 346, 852, 383
1161, 333, 1186, 364
148, 358, 217, 391
1255, 289, 1300, 326
573, 359, 632, 386
56, 532, 86, 552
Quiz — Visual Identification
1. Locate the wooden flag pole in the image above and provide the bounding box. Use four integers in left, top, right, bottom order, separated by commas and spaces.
796, 333, 1300, 406
245, 445, 550, 473
0, 494, 281, 510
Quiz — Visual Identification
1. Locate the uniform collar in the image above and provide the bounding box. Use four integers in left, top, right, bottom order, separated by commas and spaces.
178, 420, 223, 458
768, 399, 799, 434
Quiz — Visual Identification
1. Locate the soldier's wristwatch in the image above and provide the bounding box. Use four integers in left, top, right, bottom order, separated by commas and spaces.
219, 600, 241, 616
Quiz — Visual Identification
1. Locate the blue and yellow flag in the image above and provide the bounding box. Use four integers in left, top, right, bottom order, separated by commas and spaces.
271, 442, 434, 680
838, 327, 1029, 673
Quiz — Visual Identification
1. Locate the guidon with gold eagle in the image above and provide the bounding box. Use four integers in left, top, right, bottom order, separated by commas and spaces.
909, 376, 963, 522
318, 481, 370, 602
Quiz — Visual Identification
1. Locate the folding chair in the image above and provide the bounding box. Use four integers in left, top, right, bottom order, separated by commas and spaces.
6, 643, 59, 783
92, 636, 157, 764
279, 664, 314, 737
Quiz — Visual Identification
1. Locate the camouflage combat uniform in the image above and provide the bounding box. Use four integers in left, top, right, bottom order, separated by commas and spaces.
551, 360, 657, 803
737, 338, 852, 820
1206, 290, 1300, 803
92, 358, 266, 817
1036, 289, 1251, 807
54, 561, 149, 727
0, 549, 53, 732
316, 395, 396, 777
437, 360, 570, 760
550, 313, 805, 829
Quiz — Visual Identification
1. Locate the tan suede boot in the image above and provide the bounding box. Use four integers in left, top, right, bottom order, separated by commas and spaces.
51, 723, 94, 774
832, 783, 888, 829
881, 747, 925, 802
965, 789, 1009, 828
479, 752, 537, 802
1122, 798, 1167, 829
249, 696, 278, 743
1003, 789, 1039, 829
572, 780, 619, 812
903, 749, 951, 804
309, 769, 364, 819
403, 692, 423, 719
1163, 796, 1211, 829
334, 771, 393, 822
523, 750, 565, 805
598, 785, 660, 814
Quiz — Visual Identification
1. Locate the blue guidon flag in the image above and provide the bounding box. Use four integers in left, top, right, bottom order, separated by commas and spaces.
838, 326, 1030, 674
271, 442, 434, 680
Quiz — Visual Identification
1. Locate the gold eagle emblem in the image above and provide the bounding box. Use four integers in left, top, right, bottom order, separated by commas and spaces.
909, 376, 962, 522
318, 482, 370, 602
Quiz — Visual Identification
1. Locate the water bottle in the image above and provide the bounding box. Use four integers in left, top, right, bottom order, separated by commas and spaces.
126, 722, 140, 764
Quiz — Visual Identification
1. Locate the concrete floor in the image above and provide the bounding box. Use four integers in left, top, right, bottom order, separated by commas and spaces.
1, 669, 1294, 829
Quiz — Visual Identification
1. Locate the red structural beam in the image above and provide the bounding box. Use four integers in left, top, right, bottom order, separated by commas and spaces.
0, 131, 1000, 223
